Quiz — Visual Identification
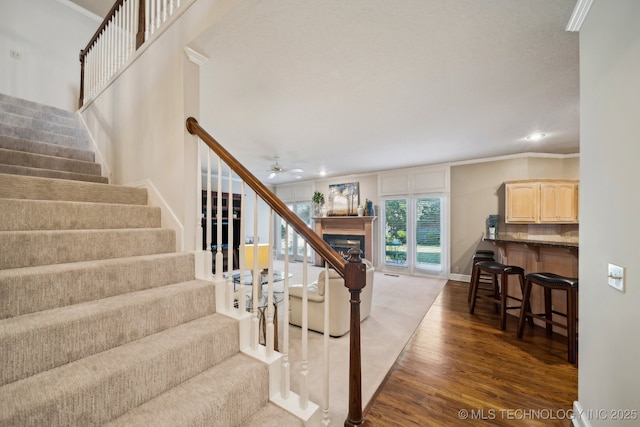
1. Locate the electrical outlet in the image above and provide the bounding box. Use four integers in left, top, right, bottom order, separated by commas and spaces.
608, 263, 624, 292
9, 49, 22, 60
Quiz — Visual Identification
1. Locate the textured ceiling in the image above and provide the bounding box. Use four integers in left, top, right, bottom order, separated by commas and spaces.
71, 0, 580, 184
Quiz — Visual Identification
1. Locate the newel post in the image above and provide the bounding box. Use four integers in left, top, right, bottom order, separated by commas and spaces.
344, 249, 367, 427
78, 51, 85, 109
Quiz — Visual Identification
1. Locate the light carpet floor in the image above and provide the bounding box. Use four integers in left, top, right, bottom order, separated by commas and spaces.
269, 261, 447, 425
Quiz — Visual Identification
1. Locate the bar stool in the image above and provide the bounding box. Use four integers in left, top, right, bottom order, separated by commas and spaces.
469, 260, 529, 330
517, 272, 579, 364
467, 250, 496, 303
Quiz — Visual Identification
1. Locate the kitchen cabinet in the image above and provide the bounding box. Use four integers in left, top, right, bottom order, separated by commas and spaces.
505, 181, 539, 223
539, 182, 578, 223
505, 180, 578, 224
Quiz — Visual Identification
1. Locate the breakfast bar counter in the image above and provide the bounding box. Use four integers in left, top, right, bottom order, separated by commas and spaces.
483, 235, 579, 334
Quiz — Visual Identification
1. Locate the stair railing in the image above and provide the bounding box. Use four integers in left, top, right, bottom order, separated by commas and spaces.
79, 0, 188, 108
186, 117, 367, 427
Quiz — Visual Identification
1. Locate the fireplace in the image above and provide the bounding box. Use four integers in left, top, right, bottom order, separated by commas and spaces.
313, 215, 377, 265
323, 234, 365, 260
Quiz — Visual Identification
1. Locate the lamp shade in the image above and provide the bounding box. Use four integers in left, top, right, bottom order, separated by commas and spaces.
245, 243, 270, 271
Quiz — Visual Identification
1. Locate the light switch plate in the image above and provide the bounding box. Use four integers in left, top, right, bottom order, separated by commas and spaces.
608, 263, 624, 292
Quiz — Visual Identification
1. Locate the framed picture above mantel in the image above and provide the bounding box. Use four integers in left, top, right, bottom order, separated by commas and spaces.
328, 182, 359, 216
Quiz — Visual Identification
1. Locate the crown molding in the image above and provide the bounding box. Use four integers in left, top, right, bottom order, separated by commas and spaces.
566, 0, 594, 32
184, 47, 209, 66
55, 0, 102, 23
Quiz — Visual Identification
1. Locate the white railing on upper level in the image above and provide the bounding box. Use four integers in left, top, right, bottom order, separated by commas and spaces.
79, 0, 190, 107
196, 142, 332, 425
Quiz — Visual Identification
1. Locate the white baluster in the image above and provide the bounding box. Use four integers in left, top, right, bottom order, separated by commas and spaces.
115, 8, 122, 69
206, 151, 213, 277
237, 182, 246, 314
149, 0, 155, 35
215, 157, 223, 279
251, 194, 260, 350
169, 0, 174, 16
226, 166, 234, 312
144, 0, 150, 41
299, 247, 309, 409
281, 225, 291, 398
195, 141, 204, 276
162, 0, 167, 23
322, 262, 330, 425
156, 0, 161, 31
265, 209, 275, 355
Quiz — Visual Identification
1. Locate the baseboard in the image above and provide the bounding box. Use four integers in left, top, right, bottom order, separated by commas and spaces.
572, 401, 592, 427
449, 273, 471, 282
77, 112, 112, 181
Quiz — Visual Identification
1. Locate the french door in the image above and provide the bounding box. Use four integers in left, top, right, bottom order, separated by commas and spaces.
277, 202, 313, 262
382, 196, 445, 275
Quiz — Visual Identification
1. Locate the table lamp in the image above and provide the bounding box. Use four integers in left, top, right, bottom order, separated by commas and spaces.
245, 243, 270, 274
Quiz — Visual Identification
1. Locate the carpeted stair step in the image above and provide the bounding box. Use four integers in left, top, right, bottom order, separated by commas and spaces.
0, 122, 88, 152
0, 134, 94, 162
0, 228, 175, 269
0, 147, 101, 176
0, 199, 160, 231
0, 94, 77, 121
0, 253, 196, 319
105, 354, 270, 427
0, 163, 107, 183
0, 314, 239, 426
0, 110, 86, 140
0, 101, 80, 130
0, 173, 146, 204
0, 279, 216, 386
239, 402, 305, 427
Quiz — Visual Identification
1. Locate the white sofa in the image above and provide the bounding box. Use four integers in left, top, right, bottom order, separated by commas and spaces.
289, 259, 374, 337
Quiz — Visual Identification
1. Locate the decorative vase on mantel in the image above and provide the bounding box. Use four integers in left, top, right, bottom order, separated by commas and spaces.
357, 205, 364, 216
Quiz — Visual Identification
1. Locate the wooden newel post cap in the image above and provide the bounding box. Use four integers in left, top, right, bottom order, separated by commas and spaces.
345, 249, 366, 291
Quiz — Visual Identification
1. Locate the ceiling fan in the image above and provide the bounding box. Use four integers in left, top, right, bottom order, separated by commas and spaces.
267, 156, 304, 180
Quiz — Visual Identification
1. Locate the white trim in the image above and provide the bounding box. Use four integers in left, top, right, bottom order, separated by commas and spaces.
448, 151, 579, 168
184, 47, 209, 66
76, 112, 112, 181
566, 0, 594, 32
572, 401, 593, 427
449, 273, 470, 282
55, 0, 103, 22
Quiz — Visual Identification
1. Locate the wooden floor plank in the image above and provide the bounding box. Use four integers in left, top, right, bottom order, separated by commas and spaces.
364, 280, 577, 426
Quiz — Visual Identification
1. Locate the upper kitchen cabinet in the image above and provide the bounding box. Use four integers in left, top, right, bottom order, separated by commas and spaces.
539, 181, 579, 223
505, 180, 579, 224
505, 181, 539, 223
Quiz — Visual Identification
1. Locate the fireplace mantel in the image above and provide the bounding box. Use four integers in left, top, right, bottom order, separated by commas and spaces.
313, 216, 377, 265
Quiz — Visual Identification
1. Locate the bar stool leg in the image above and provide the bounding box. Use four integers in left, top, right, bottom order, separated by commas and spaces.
544, 287, 553, 336
517, 279, 533, 339
468, 263, 478, 303
499, 270, 508, 330
469, 264, 480, 314
567, 287, 578, 364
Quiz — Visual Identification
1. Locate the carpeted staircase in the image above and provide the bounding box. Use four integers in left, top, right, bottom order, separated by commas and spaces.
0, 94, 302, 426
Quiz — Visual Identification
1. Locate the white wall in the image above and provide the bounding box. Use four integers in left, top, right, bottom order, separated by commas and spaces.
0, 0, 98, 111
79, 0, 240, 252
578, 1, 640, 423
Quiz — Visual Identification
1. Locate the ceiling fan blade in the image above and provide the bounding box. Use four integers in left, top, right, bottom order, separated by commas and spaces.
268, 172, 277, 180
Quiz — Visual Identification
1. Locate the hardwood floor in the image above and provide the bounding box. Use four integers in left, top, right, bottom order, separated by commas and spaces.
363, 280, 578, 426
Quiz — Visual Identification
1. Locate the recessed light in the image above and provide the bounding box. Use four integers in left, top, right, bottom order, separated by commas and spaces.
319, 170, 327, 177
526, 133, 546, 141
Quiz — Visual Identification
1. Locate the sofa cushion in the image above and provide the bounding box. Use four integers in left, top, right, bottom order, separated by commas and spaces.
317, 268, 342, 296
288, 282, 325, 302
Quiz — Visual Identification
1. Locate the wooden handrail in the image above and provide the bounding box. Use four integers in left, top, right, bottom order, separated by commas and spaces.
186, 117, 347, 276
187, 117, 367, 426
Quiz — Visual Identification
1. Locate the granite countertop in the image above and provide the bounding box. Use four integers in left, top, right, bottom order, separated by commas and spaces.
484, 235, 579, 249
